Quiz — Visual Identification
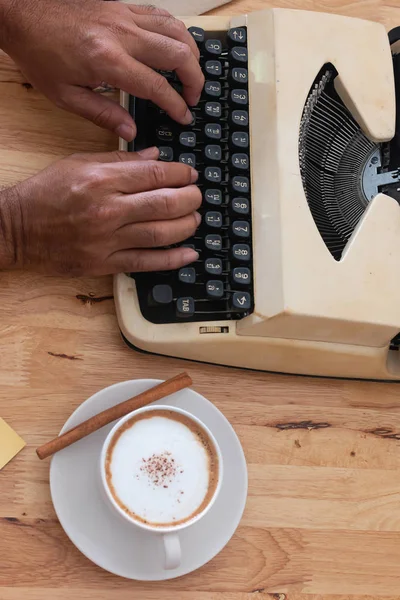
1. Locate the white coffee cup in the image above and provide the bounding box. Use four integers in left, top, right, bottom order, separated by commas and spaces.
100, 405, 223, 570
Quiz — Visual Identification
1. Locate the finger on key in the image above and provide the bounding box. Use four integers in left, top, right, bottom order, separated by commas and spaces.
106, 160, 198, 194
108, 246, 199, 274
114, 212, 201, 249
110, 55, 193, 125
118, 185, 202, 225
79, 148, 159, 164
127, 10, 200, 60
130, 30, 204, 106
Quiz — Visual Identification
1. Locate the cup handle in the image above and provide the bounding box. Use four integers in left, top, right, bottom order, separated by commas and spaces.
163, 532, 181, 570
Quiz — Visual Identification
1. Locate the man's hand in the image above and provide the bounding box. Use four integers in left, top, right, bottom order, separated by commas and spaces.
0, 0, 204, 140
0, 148, 201, 275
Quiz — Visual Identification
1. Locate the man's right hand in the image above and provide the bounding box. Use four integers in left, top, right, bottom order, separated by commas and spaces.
0, 147, 201, 276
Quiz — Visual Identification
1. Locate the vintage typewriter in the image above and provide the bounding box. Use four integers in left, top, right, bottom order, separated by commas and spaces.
115, 8, 400, 380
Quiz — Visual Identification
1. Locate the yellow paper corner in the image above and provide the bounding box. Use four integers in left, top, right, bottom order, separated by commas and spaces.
0, 418, 26, 470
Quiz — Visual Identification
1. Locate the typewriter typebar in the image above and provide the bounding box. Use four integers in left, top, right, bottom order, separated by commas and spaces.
115, 8, 400, 381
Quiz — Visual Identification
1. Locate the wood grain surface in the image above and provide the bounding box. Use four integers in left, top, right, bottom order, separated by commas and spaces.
1, 1, 400, 599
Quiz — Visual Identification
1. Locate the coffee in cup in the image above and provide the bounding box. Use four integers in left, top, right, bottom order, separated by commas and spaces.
104, 408, 219, 528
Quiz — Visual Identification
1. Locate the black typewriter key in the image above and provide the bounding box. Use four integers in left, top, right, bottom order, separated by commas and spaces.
181, 243, 196, 250
230, 46, 248, 64
179, 267, 196, 284
205, 145, 222, 162
188, 27, 205, 43
179, 131, 196, 147
232, 110, 249, 127
206, 280, 224, 299
205, 211, 223, 228
205, 60, 222, 78
159, 147, 173, 162
232, 243, 251, 261
232, 153, 249, 170
231, 131, 249, 148
157, 125, 174, 142
232, 197, 249, 215
205, 188, 222, 205
204, 39, 222, 56
151, 284, 173, 304
205, 102, 222, 118
231, 67, 248, 85
230, 89, 248, 105
232, 267, 251, 285
205, 257, 223, 275
205, 234, 222, 251
228, 27, 247, 46
232, 220, 250, 238
176, 297, 195, 317
205, 81, 222, 98
232, 176, 249, 193
205, 123, 222, 140
232, 291, 251, 310
205, 166, 222, 183
179, 153, 196, 167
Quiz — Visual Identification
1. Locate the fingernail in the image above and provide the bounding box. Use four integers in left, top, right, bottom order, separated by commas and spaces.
190, 168, 199, 183
138, 146, 159, 159
194, 211, 201, 226
182, 248, 199, 264
115, 123, 135, 141
182, 108, 194, 125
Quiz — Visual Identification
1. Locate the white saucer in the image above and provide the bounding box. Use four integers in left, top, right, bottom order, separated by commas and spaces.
50, 379, 248, 580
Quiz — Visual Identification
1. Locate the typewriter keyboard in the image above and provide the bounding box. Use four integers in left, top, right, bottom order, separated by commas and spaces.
128, 26, 254, 324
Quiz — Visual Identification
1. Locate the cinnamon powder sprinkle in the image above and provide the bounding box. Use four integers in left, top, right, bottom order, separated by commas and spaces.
139, 452, 178, 486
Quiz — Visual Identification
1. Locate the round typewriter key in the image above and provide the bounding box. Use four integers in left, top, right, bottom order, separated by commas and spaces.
178, 267, 196, 284
205, 211, 223, 228
228, 27, 247, 45
230, 89, 248, 105
205, 123, 222, 140
231, 131, 249, 148
231, 110, 249, 127
205, 234, 222, 251
188, 26, 205, 43
205, 166, 222, 183
205, 145, 222, 161
231, 67, 248, 84
232, 153, 249, 170
205, 258, 223, 275
179, 153, 196, 167
232, 267, 251, 285
205, 60, 222, 78
232, 220, 250, 238
232, 176, 249, 193
232, 291, 251, 310
206, 280, 224, 299
176, 297, 195, 317
205, 39, 222, 56
230, 46, 248, 64
231, 197, 249, 214
180, 131, 196, 147
158, 147, 173, 162
205, 102, 222, 118
205, 189, 222, 205
151, 284, 173, 304
232, 243, 251, 261
204, 81, 222, 98
156, 125, 174, 141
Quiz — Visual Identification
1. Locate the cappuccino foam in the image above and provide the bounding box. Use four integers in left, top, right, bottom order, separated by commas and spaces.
105, 410, 219, 527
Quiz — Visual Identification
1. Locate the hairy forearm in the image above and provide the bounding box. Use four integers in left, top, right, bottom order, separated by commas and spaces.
0, 187, 18, 270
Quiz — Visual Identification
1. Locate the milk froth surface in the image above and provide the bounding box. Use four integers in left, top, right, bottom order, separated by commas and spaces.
105, 411, 218, 527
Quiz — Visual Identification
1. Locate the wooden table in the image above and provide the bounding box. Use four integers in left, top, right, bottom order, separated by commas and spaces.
1, 1, 400, 599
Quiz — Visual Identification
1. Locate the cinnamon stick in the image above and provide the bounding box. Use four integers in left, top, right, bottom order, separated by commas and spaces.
36, 372, 192, 460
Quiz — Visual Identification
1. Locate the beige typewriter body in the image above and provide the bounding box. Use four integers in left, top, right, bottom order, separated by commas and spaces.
115, 8, 400, 380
